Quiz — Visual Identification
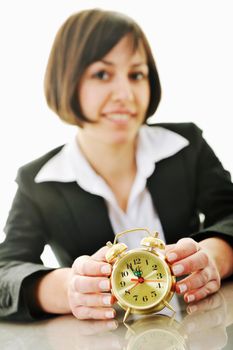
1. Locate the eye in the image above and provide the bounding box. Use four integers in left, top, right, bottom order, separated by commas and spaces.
129, 72, 148, 81
93, 70, 110, 81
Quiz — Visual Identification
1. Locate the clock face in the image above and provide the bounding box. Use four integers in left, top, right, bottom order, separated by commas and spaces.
111, 249, 172, 310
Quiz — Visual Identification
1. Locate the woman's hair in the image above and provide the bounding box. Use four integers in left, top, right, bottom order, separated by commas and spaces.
44, 9, 161, 126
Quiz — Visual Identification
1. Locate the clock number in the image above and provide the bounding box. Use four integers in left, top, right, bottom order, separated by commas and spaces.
120, 281, 126, 287
157, 282, 161, 289
152, 264, 158, 270
133, 258, 141, 265
151, 290, 157, 297
121, 271, 129, 277
126, 262, 133, 270
146, 259, 149, 265
125, 290, 130, 295
142, 296, 148, 302
157, 273, 163, 279
133, 295, 138, 301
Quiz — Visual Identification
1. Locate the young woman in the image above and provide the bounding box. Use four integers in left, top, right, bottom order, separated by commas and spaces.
0, 9, 232, 321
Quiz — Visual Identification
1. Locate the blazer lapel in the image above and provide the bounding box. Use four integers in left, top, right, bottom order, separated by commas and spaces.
56, 182, 115, 256
53, 152, 191, 251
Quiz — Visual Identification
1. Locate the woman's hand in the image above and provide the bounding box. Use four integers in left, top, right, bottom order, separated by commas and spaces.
67, 246, 116, 320
165, 237, 221, 303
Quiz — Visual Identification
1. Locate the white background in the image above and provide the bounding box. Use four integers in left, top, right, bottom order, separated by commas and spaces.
0, 1, 232, 266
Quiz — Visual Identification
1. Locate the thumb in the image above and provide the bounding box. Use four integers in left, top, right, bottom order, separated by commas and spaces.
165, 243, 176, 254
91, 245, 110, 262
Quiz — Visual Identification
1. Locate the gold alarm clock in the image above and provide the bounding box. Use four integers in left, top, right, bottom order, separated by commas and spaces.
106, 228, 176, 322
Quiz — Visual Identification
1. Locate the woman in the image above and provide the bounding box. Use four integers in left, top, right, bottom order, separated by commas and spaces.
0, 9, 232, 321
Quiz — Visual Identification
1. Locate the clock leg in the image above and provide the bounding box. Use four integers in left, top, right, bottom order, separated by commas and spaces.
164, 300, 175, 315
123, 307, 131, 323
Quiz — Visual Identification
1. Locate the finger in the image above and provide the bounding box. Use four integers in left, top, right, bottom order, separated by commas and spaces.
176, 267, 213, 293
92, 246, 110, 262
70, 292, 115, 307
183, 280, 220, 303
72, 275, 111, 293
171, 249, 209, 276
72, 256, 112, 276
72, 306, 116, 320
165, 244, 176, 254
166, 237, 200, 263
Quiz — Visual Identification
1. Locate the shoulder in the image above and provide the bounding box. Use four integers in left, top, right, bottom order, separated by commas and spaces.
16, 145, 64, 187
148, 122, 203, 140
146, 122, 206, 164
147, 122, 204, 151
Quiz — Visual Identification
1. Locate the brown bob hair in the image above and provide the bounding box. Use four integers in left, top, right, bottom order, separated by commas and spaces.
44, 9, 161, 126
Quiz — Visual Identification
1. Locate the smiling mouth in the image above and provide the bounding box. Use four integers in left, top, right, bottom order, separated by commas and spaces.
104, 114, 133, 122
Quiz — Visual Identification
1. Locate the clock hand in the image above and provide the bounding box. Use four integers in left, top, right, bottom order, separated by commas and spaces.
131, 278, 165, 283
130, 278, 143, 282
129, 265, 136, 275
135, 266, 143, 277
129, 265, 142, 277
124, 274, 143, 293
143, 279, 166, 283
126, 280, 140, 292
143, 270, 158, 280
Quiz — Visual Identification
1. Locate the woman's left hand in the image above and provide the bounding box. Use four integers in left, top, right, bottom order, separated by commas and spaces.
165, 237, 221, 303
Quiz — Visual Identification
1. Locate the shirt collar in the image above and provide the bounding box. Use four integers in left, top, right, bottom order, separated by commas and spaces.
35, 125, 189, 185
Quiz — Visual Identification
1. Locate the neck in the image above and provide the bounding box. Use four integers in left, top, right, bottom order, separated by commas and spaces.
76, 132, 137, 181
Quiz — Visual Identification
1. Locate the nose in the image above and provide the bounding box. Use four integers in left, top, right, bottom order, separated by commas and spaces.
111, 75, 134, 102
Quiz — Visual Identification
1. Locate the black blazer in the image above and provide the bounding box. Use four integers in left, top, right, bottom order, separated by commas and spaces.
0, 122, 233, 320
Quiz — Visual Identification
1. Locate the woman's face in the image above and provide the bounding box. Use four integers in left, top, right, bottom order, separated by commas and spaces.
78, 34, 150, 146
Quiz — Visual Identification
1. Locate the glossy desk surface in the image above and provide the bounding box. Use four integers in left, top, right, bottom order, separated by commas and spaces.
0, 278, 232, 350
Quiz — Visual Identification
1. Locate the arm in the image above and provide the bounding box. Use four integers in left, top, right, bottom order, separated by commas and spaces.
199, 236, 233, 279
192, 130, 233, 243
166, 126, 233, 303
0, 188, 54, 320
34, 247, 116, 320
0, 186, 115, 321
31, 268, 71, 315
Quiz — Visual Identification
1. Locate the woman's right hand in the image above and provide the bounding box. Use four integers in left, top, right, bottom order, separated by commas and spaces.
67, 246, 116, 320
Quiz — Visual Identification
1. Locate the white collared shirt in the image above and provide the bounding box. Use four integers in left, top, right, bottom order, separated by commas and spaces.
35, 125, 189, 249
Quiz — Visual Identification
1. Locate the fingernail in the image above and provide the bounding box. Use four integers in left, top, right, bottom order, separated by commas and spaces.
103, 295, 112, 305
101, 264, 111, 275
178, 283, 187, 293
167, 252, 177, 262
99, 279, 110, 290
105, 310, 115, 319
172, 264, 184, 275
187, 294, 195, 303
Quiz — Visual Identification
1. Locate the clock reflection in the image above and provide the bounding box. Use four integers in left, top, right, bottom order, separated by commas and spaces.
1, 281, 231, 350
124, 314, 186, 350
122, 281, 231, 350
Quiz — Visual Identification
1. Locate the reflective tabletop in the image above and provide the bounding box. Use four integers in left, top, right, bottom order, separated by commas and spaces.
0, 278, 232, 350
